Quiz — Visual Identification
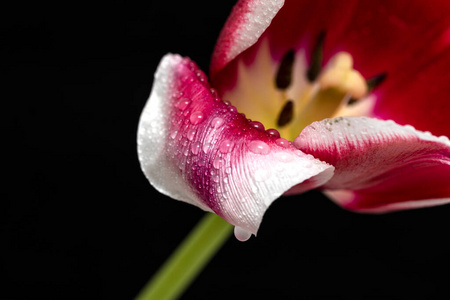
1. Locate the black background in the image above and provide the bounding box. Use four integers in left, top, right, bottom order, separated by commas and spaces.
3, 1, 450, 299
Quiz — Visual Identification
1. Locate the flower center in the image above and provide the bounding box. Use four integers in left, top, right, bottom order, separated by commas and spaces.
221, 36, 386, 141
278, 51, 367, 140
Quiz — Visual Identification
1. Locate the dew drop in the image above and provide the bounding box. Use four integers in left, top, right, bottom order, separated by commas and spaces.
211, 117, 225, 129
170, 130, 178, 139
225, 167, 232, 174
219, 140, 234, 153
276, 138, 290, 148
266, 128, 280, 138
234, 226, 252, 242
210, 88, 218, 97
249, 121, 265, 132
203, 143, 212, 153
191, 142, 201, 155
274, 152, 294, 163
190, 111, 205, 125
177, 98, 191, 111
195, 70, 207, 82
228, 105, 237, 113
181, 138, 189, 147
212, 175, 220, 183
306, 154, 315, 160
248, 140, 271, 155
187, 128, 196, 141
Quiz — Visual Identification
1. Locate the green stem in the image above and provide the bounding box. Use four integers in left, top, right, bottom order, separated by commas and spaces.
135, 213, 234, 300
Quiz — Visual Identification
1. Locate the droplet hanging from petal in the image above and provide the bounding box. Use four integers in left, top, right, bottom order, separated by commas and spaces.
234, 226, 252, 242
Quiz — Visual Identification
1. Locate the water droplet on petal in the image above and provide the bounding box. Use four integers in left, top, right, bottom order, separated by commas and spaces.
234, 226, 252, 242
203, 143, 211, 153
177, 98, 191, 110
181, 138, 189, 147
212, 175, 220, 183
187, 128, 196, 141
170, 130, 178, 139
249, 121, 265, 131
211, 117, 225, 129
276, 138, 290, 148
210, 88, 218, 97
213, 156, 223, 169
248, 140, 271, 155
190, 111, 205, 125
191, 142, 201, 155
266, 128, 280, 138
219, 140, 234, 153
274, 152, 294, 163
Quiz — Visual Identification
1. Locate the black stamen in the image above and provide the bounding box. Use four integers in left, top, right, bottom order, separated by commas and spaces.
275, 49, 295, 90
366, 73, 387, 92
277, 100, 294, 127
347, 73, 387, 106
347, 98, 358, 105
306, 31, 326, 82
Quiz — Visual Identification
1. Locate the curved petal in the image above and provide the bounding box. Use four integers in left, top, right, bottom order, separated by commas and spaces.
294, 117, 450, 212
211, 0, 450, 137
138, 54, 334, 235
210, 0, 284, 76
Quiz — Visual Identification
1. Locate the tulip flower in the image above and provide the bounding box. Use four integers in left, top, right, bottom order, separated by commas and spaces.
136, 0, 450, 298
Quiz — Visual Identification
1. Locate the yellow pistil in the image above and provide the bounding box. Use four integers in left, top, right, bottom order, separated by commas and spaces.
221, 38, 370, 141
319, 52, 367, 99
283, 52, 368, 140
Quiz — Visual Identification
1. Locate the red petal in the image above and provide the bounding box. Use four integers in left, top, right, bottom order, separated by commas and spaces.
211, 0, 450, 137
210, 0, 284, 76
295, 117, 450, 212
138, 54, 334, 235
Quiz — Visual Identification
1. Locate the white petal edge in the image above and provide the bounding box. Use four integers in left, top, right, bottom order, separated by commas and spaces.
137, 54, 212, 212
137, 54, 335, 236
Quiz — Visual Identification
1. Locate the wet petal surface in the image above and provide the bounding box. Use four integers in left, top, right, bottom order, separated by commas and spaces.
295, 117, 450, 212
138, 54, 334, 235
211, 0, 450, 138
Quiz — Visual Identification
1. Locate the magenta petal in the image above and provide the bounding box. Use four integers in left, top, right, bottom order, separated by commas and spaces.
210, 0, 284, 76
211, 0, 450, 137
137, 54, 334, 235
295, 117, 450, 213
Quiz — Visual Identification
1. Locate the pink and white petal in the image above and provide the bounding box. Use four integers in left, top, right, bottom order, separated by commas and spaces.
294, 117, 450, 213
211, 0, 450, 138
210, 0, 284, 76
138, 54, 334, 235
